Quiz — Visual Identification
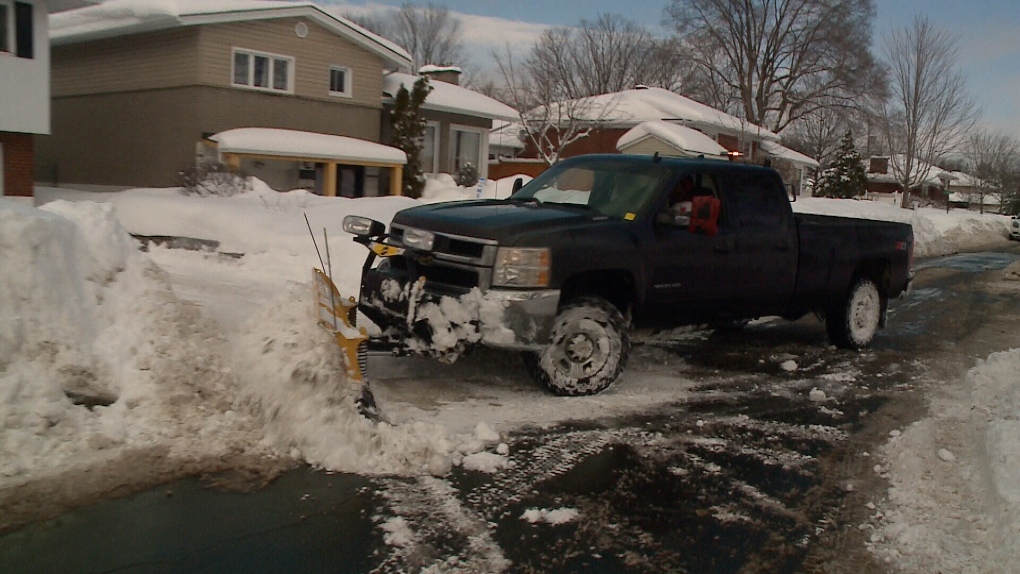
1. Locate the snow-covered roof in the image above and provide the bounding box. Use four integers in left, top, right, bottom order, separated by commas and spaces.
50, 0, 412, 69
418, 64, 462, 74
532, 86, 780, 142
383, 72, 519, 122
490, 121, 526, 150
616, 120, 728, 157
868, 158, 989, 190
211, 127, 407, 165
761, 141, 819, 168
867, 155, 946, 187
949, 190, 1000, 204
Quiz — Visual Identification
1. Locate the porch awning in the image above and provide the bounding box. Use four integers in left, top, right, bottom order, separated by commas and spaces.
210, 128, 407, 166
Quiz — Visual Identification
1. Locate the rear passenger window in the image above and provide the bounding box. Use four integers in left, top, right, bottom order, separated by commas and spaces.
727, 171, 786, 228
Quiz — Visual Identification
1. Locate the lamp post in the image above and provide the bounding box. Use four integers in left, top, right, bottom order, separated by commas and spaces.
938, 172, 958, 214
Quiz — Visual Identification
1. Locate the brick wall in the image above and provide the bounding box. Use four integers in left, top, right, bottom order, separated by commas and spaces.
0, 132, 34, 197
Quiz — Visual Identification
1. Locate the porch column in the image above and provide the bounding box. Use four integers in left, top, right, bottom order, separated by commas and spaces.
324, 162, 337, 197
390, 165, 403, 196
224, 153, 241, 173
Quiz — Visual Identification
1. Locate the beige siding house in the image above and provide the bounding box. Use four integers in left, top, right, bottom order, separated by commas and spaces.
39, 0, 413, 195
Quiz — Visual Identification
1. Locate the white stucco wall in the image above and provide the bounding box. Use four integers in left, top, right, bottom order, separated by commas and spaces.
0, 0, 49, 134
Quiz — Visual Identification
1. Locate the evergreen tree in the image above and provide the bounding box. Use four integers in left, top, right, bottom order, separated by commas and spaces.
817, 130, 868, 198
390, 76, 432, 198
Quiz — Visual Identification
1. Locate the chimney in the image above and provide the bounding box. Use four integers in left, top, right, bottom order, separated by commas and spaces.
869, 157, 888, 174
419, 64, 461, 86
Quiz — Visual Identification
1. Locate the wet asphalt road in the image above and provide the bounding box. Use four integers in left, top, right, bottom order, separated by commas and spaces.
3, 246, 1020, 574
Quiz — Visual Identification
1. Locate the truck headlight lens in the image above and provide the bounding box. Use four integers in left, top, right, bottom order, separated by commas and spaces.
401, 227, 435, 251
493, 248, 550, 287
342, 215, 385, 237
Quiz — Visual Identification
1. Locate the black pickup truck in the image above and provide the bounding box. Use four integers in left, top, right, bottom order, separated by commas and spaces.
343, 154, 913, 395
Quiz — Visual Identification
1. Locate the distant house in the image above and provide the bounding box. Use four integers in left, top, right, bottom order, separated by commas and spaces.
865, 156, 947, 205
40, 0, 413, 196
523, 86, 781, 161
945, 171, 1000, 213
616, 120, 728, 159
760, 141, 819, 195
1, 0, 49, 197
382, 67, 518, 181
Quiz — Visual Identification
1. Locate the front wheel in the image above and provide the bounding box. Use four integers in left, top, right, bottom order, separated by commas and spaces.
826, 277, 882, 349
523, 297, 630, 396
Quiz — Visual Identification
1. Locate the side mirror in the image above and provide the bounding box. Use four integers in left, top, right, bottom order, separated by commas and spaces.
342, 215, 386, 238
512, 177, 524, 193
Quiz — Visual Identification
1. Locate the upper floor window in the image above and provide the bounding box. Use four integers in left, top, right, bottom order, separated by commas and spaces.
328, 65, 351, 97
232, 48, 292, 93
0, 1, 33, 59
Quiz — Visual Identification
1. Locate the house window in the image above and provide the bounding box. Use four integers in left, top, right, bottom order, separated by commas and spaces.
0, 0, 30, 58
328, 65, 351, 97
231, 48, 293, 93
450, 126, 484, 174
0, 2, 9, 54
420, 122, 439, 173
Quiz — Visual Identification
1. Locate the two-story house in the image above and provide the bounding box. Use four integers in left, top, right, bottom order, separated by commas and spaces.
1, 0, 48, 197
39, 0, 415, 196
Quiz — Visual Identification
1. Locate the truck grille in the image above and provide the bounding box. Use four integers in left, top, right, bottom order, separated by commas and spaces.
390, 224, 499, 266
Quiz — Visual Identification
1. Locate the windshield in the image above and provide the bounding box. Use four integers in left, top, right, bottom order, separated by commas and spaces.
512, 159, 676, 220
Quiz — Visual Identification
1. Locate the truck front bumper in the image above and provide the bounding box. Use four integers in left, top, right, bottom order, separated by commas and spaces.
360, 266, 560, 352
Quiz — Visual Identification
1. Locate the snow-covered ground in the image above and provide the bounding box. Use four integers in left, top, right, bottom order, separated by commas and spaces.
2, 175, 1018, 571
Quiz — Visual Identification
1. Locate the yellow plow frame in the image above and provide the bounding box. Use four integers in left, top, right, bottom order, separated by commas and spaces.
313, 268, 368, 382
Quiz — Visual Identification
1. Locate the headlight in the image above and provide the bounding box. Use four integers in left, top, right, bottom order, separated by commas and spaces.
342, 215, 385, 237
402, 227, 435, 251
493, 247, 550, 287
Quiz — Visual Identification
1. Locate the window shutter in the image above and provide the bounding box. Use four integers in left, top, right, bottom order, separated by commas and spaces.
14, 1, 32, 59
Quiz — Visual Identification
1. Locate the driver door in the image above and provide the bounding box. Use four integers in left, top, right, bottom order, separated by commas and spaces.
647, 171, 741, 325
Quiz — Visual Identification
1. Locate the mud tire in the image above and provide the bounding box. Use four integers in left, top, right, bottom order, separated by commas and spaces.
523, 297, 630, 396
826, 277, 882, 349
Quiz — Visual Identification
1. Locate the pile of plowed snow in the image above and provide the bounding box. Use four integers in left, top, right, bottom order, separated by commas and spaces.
0, 199, 259, 479
0, 199, 499, 486
867, 348, 1020, 572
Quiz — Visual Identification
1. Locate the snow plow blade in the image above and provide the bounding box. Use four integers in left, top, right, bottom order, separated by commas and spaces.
313, 268, 368, 383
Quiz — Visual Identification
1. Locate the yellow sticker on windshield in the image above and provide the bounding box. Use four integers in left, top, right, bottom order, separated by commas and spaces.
624, 213, 636, 220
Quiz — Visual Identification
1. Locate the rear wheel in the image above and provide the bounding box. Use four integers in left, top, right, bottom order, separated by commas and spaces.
826, 277, 882, 349
523, 297, 630, 396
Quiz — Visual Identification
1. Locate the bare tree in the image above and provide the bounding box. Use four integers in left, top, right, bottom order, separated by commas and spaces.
493, 45, 615, 165
882, 16, 977, 207
665, 0, 883, 134
523, 14, 692, 100
964, 130, 1019, 213
391, 3, 464, 70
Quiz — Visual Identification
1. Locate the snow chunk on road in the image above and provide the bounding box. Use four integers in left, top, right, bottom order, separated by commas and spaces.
462, 452, 510, 473
780, 360, 799, 372
809, 388, 827, 402
521, 507, 580, 525
380, 516, 414, 547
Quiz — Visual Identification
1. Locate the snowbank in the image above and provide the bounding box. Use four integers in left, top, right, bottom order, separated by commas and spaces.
0, 199, 257, 479
0, 197, 506, 488
792, 197, 1011, 257
868, 349, 1020, 572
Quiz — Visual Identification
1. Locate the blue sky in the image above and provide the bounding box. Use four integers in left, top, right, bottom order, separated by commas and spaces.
334, 1, 1020, 137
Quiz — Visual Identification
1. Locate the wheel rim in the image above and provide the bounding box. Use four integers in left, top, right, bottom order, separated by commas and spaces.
849, 282, 880, 343
550, 318, 612, 379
